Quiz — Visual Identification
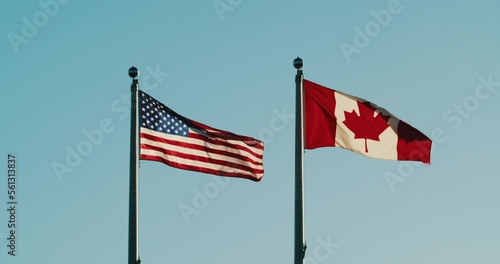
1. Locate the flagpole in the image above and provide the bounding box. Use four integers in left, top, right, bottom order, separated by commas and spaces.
293, 57, 305, 264
128, 66, 140, 264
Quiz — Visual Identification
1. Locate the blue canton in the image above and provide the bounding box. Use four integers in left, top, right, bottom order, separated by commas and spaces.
140, 92, 189, 137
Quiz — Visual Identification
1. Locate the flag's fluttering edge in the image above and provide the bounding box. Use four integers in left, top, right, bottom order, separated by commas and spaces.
139, 91, 264, 181
304, 80, 432, 164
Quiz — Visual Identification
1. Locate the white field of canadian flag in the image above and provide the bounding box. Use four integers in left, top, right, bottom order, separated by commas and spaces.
334, 90, 400, 160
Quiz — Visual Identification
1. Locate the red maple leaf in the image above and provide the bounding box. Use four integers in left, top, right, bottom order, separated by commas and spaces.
342, 101, 390, 153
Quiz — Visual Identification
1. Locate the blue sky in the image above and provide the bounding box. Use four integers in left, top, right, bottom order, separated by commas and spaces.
1, 0, 500, 263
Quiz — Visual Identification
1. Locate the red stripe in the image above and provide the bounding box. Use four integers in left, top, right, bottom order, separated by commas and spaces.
141, 143, 263, 174
189, 132, 263, 159
141, 154, 262, 182
201, 130, 265, 151
141, 132, 263, 165
189, 119, 265, 150
396, 121, 432, 164
304, 79, 338, 149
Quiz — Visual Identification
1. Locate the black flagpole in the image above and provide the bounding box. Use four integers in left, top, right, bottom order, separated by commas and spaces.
293, 57, 306, 264
128, 66, 140, 264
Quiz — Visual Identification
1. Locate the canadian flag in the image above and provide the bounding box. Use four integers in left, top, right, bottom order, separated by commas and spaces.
304, 80, 432, 164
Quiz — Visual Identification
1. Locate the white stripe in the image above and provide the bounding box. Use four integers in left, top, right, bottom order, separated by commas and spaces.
141, 128, 263, 163
141, 148, 264, 178
141, 136, 263, 170
198, 128, 264, 155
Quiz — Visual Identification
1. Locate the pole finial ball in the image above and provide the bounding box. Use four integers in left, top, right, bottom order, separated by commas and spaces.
293, 57, 303, 70
128, 66, 139, 79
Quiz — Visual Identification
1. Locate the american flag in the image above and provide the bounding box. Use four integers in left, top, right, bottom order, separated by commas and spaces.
139, 91, 264, 182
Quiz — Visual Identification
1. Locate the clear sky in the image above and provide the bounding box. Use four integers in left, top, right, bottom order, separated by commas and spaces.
1, 0, 500, 263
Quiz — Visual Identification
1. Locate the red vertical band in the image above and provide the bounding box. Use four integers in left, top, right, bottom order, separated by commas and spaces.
397, 121, 432, 164
304, 80, 337, 150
